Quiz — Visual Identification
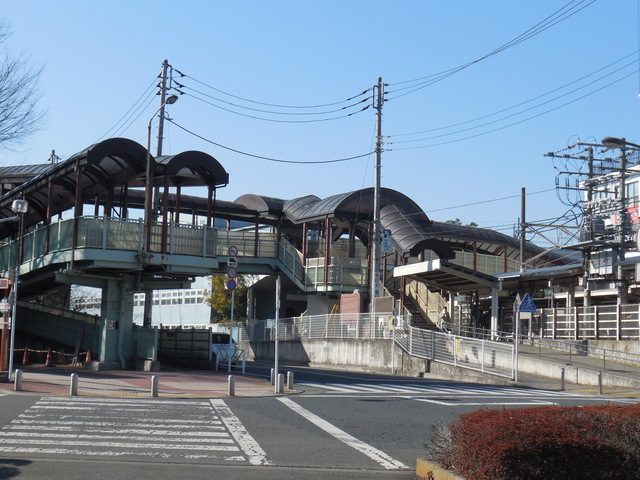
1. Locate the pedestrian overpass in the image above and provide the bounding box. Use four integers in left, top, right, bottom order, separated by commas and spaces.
0, 137, 569, 368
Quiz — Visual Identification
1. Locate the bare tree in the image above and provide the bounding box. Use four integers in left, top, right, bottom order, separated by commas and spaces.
0, 21, 44, 148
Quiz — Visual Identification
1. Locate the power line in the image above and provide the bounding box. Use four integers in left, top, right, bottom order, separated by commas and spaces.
389, 60, 637, 145
389, 69, 636, 150
425, 188, 556, 214
175, 68, 371, 109
95, 77, 158, 141
387, 0, 597, 99
182, 84, 371, 116
167, 119, 374, 164
389, 51, 637, 139
184, 90, 370, 124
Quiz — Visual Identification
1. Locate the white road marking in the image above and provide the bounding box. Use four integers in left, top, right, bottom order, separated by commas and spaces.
277, 397, 408, 470
209, 399, 270, 466
0, 398, 255, 463
0, 447, 241, 460
411, 398, 556, 406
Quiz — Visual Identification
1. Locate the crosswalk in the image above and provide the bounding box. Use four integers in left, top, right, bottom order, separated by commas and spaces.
301, 381, 578, 398
0, 397, 269, 464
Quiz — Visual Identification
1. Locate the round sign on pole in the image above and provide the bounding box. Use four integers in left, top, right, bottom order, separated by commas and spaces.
226, 279, 237, 291
228, 245, 238, 257
227, 266, 237, 278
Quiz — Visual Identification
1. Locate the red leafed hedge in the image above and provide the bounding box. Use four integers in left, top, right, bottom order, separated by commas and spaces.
434, 404, 640, 480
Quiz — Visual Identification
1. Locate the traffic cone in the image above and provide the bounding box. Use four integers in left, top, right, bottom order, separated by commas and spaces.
45, 348, 53, 367
85, 350, 92, 363
21, 348, 30, 365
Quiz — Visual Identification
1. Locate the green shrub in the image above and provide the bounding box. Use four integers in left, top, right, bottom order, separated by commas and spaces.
431, 404, 640, 480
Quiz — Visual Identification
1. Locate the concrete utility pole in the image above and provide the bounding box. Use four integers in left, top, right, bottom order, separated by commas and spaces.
520, 187, 526, 273
156, 59, 170, 157
370, 77, 384, 315
143, 59, 172, 328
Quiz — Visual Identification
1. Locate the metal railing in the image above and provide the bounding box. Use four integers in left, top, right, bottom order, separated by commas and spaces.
239, 313, 515, 379
239, 312, 396, 341
535, 305, 640, 340
395, 322, 515, 379
447, 323, 640, 370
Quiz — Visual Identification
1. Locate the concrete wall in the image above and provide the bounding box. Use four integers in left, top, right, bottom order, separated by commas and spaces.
239, 337, 640, 388
242, 338, 433, 377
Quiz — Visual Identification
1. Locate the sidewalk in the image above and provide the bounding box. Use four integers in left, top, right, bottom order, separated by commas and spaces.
0, 365, 279, 398
516, 342, 640, 392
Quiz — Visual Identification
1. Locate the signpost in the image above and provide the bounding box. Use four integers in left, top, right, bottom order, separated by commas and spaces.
226, 246, 238, 373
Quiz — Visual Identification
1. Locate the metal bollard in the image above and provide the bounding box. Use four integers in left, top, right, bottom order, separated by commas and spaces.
270, 368, 275, 386
151, 375, 159, 397
14, 369, 22, 392
228, 375, 235, 396
276, 373, 284, 394
598, 370, 603, 395
560, 367, 565, 391
70, 373, 78, 396
287, 371, 294, 390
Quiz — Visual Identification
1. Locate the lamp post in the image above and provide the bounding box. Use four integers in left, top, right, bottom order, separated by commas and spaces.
601, 137, 639, 306
144, 94, 178, 254
6, 199, 28, 382
142, 94, 178, 329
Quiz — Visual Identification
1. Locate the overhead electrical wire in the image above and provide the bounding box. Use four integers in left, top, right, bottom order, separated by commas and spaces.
95, 77, 158, 141
174, 67, 371, 110
387, 0, 597, 99
389, 58, 637, 145
167, 118, 374, 164
183, 89, 370, 123
180, 84, 371, 117
388, 69, 637, 150
390, 51, 637, 139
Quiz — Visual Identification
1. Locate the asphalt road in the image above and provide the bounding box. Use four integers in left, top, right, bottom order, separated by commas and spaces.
0, 364, 634, 479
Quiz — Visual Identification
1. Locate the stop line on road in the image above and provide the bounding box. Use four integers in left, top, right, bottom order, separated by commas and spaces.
0, 396, 269, 465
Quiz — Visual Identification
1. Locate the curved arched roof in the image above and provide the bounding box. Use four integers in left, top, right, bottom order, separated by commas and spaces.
380, 204, 454, 258
234, 194, 286, 218
427, 221, 568, 265
158, 150, 229, 187
0, 138, 229, 238
283, 187, 429, 224
0, 137, 149, 237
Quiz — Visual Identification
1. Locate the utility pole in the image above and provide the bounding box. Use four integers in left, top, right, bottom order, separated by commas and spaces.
143, 59, 171, 328
520, 187, 526, 273
156, 59, 170, 157
370, 77, 384, 315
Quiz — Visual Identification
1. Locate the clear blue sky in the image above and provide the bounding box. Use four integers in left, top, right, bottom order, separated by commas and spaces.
0, 1, 638, 244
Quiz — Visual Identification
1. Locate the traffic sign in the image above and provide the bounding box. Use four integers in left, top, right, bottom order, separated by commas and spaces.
227, 266, 237, 278
227, 257, 238, 268
519, 293, 537, 313
228, 245, 238, 257
226, 279, 237, 291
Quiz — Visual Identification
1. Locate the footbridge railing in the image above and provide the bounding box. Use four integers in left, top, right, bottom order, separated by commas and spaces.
0, 216, 370, 295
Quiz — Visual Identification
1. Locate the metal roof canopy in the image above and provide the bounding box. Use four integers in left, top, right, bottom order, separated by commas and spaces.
282, 187, 428, 224
0, 138, 149, 238
380, 204, 453, 259
0, 138, 231, 238
427, 221, 568, 267
393, 259, 498, 292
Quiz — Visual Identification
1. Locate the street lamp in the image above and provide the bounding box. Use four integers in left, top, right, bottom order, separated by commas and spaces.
6, 199, 28, 381
144, 94, 178, 254
143, 94, 178, 329
602, 136, 640, 151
